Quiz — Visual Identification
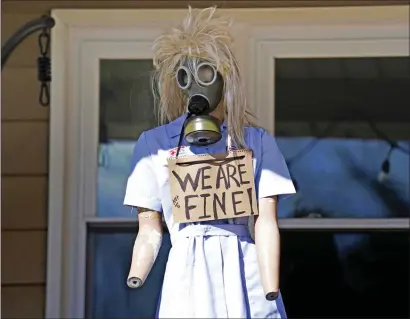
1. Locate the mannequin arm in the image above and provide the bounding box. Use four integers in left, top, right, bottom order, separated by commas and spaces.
127, 208, 163, 288
254, 196, 281, 300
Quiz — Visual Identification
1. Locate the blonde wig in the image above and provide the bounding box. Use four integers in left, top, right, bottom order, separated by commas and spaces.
152, 6, 258, 149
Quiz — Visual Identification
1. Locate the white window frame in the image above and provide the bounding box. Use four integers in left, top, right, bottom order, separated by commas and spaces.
47, 7, 409, 319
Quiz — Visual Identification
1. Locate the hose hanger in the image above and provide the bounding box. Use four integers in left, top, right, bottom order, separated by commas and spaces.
37, 26, 51, 107
1, 15, 55, 106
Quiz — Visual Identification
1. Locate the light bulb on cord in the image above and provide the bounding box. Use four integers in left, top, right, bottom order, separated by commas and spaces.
378, 146, 393, 183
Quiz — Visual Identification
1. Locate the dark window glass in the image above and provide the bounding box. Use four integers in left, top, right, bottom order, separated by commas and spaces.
97, 58, 410, 219
275, 57, 410, 218
87, 229, 409, 318
98, 59, 157, 218
280, 230, 409, 318
86, 228, 171, 318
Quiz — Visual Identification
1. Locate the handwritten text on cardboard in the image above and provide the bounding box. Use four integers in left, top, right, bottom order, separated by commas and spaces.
168, 150, 258, 223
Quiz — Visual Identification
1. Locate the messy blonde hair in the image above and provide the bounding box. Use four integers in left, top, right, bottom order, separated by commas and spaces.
152, 6, 258, 149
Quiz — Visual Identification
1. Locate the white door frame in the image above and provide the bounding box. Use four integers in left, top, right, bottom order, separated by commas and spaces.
47, 6, 409, 319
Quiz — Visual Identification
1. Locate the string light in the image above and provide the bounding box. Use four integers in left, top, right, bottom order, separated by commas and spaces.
283, 121, 409, 188
378, 145, 394, 183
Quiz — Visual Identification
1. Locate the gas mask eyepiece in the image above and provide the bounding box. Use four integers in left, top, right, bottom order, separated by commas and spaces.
176, 65, 192, 90
175, 61, 224, 147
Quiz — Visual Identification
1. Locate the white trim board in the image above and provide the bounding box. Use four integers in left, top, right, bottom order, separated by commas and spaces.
48, 36, 161, 319
85, 217, 410, 230
47, 7, 409, 319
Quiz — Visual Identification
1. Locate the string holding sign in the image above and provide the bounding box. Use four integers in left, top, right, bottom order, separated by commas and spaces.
168, 150, 258, 223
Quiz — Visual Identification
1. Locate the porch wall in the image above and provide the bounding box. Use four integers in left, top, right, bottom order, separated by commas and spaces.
1, 0, 407, 317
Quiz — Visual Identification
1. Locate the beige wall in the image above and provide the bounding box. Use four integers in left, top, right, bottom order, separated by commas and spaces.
1, 0, 407, 318
2, 2, 50, 317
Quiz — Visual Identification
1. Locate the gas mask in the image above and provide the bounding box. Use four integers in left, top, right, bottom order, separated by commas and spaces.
176, 60, 224, 146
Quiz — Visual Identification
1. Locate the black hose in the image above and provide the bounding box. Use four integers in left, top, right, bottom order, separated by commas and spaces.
1, 15, 55, 70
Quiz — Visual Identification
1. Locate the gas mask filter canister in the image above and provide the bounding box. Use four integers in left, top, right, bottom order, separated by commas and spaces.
176, 61, 224, 146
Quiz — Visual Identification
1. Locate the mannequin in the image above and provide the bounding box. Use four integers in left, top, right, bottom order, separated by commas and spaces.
124, 7, 296, 318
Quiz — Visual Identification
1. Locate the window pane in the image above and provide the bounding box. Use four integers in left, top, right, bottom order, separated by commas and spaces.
87, 229, 171, 318
275, 57, 410, 218
87, 229, 409, 318
280, 231, 409, 318
98, 59, 157, 217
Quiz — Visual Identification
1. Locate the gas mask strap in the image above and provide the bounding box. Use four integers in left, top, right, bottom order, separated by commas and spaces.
175, 112, 194, 158
226, 134, 232, 152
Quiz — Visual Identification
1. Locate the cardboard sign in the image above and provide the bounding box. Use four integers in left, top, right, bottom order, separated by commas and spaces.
167, 150, 258, 223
